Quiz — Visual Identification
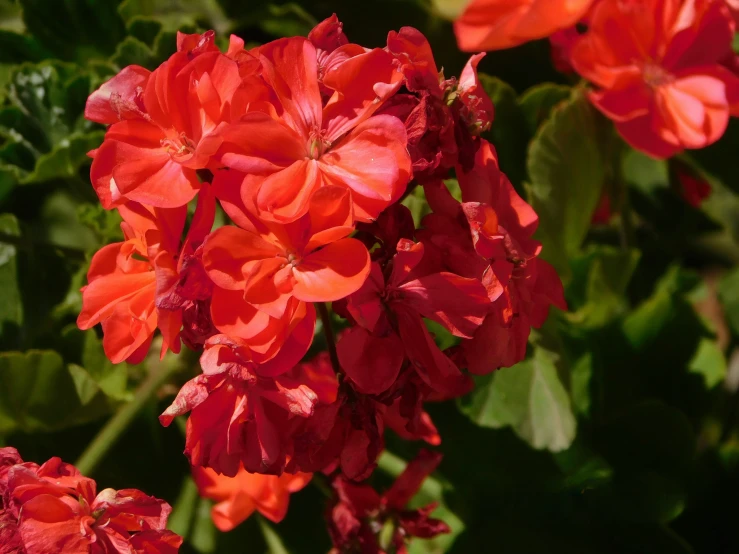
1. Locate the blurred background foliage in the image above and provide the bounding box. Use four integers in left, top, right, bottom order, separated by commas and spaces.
0, 0, 738, 553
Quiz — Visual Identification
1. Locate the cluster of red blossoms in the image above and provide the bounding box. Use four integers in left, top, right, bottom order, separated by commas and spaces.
75, 14, 565, 549
0, 447, 180, 553
456, 0, 739, 160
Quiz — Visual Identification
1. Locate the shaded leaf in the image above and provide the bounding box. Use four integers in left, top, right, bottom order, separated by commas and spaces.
623, 266, 702, 349
458, 348, 576, 451
688, 338, 726, 389
19, 0, 126, 61
566, 246, 641, 329
0, 349, 112, 433
518, 82, 570, 135
718, 267, 739, 336
526, 89, 610, 279
0, 213, 22, 335
0, 61, 100, 186
479, 74, 528, 187
118, 0, 229, 34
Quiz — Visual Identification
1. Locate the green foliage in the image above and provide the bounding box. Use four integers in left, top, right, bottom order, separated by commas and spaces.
526, 89, 611, 279
0, 1, 737, 553
459, 347, 577, 451
0, 349, 119, 433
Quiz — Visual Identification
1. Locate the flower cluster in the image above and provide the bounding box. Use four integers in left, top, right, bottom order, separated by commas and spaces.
78, 14, 565, 546
453, 0, 739, 159
0, 447, 181, 554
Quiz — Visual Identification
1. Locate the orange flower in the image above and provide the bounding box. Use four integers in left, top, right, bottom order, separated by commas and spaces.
77, 187, 215, 363
454, 0, 594, 52
193, 465, 311, 531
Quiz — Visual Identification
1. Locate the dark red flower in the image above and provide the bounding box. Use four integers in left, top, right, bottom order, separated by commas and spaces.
326, 450, 449, 554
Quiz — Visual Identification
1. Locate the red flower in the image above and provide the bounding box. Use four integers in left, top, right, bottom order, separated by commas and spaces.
159, 322, 317, 476
215, 35, 410, 223
674, 162, 712, 207
77, 186, 215, 363
0, 448, 180, 554
418, 141, 565, 372
570, 0, 739, 158
86, 31, 242, 208
202, 187, 371, 321
327, 450, 449, 554
381, 27, 493, 179
454, 0, 595, 52
192, 464, 311, 531
338, 238, 488, 397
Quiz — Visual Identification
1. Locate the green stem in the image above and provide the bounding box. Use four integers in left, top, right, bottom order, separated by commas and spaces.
258, 515, 289, 554
317, 302, 341, 375
311, 472, 333, 498
75, 361, 180, 475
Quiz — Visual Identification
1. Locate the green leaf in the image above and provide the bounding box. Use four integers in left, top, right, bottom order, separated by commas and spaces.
479, 74, 528, 187
0, 350, 112, 434
688, 338, 726, 389
622, 148, 669, 196
718, 267, 739, 336
518, 83, 571, 135
566, 246, 641, 328
26, 130, 104, 184
553, 441, 613, 491
402, 184, 431, 228
458, 348, 577, 452
0, 61, 100, 186
623, 266, 701, 349
110, 35, 155, 70
526, 89, 610, 280
570, 353, 593, 417
67, 363, 103, 405
118, 0, 230, 34
0, 213, 22, 335
19, 0, 126, 61
6, 62, 91, 147
0, 31, 48, 64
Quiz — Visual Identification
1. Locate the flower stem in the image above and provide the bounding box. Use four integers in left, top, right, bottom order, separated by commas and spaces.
74, 359, 180, 476
317, 302, 341, 375
258, 514, 289, 554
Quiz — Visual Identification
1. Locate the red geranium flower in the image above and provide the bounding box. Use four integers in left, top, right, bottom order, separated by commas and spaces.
202, 187, 370, 321
327, 450, 449, 554
86, 31, 242, 208
338, 238, 488, 397
192, 464, 311, 531
215, 35, 410, 223
570, 0, 739, 158
77, 186, 215, 363
0, 448, 180, 554
160, 322, 316, 476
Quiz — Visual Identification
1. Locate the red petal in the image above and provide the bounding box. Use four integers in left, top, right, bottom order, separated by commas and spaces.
85, 65, 150, 124
337, 326, 404, 395
203, 226, 282, 290
292, 238, 370, 302
400, 272, 489, 338
319, 115, 410, 221
258, 37, 322, 138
